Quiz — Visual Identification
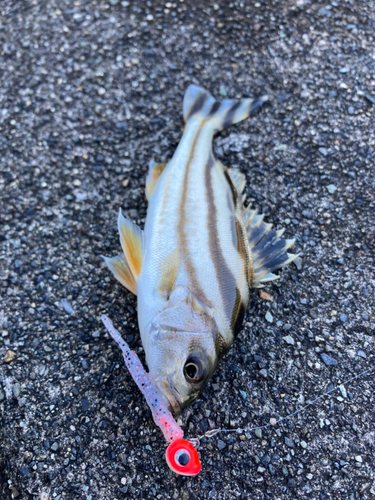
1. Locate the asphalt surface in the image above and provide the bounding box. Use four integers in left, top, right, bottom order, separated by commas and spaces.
1, 1, 374, 499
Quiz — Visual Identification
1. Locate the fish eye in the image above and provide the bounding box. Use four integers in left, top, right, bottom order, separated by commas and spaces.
184, 356, 205, 383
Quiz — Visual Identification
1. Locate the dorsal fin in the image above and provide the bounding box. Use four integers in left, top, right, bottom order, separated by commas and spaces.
227, 167, 246, 197
244, 208, 299, 287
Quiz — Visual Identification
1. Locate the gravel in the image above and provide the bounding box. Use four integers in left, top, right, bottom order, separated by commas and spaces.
1, 0, 374, 499
320, 353, 338, 367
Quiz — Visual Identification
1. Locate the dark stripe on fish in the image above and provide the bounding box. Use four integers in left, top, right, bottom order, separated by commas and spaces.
208, 100, 221, 117
223, 101, 241, 130
230, 287, 246, 337
205, 154, 237, 321
224, 169, 238, 206
185, 92, 207, 122
235, 217, 252, 286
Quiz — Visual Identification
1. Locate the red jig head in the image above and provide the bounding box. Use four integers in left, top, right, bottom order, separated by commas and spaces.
165, 439, 202, 476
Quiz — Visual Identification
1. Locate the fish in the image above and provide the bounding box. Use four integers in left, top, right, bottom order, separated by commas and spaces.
103, 85, 298, 415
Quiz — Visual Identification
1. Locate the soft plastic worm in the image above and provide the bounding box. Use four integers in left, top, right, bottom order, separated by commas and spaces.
101, 315, 184, 443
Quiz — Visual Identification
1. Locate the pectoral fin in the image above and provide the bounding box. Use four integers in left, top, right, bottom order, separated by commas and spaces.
118, 209, 144, 279
158, 249, 180, 298
102, 254, 137, 295
146, 159, 167, 200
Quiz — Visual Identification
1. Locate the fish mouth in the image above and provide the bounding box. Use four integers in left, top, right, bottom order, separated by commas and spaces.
154, 376, 182, 415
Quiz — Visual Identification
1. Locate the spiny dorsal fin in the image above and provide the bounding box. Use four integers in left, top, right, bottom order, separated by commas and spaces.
244, 207, 299, 287
227, 167, 246, 197
118, 209, 144, 279
146, 159, 167, 200
102, 254, 137, 295
183, 84, 268, 132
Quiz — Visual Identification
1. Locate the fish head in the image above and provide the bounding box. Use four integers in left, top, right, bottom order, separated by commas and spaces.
145, 287, 222, 414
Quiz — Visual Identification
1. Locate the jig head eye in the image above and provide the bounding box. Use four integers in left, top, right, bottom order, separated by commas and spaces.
165, 439, 201, 476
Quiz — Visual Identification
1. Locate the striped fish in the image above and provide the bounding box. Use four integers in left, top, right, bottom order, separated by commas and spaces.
104, 85, 298, 414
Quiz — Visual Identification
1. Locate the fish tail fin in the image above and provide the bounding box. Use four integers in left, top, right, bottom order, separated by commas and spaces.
244, 208, 301, 287
183, 84, 268, 132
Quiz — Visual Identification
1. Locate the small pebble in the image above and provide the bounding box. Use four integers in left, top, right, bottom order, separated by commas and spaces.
219, 84, 227, 97
339, 385, 347, 398
81, 359, 89, 371
340, 313, 348, 322
265, 311, 273, 323
19, 466, 30, 478
326, 184, 337, 194
282, 465, 289, 477
61, 299, 73, 314
320, 353, 337, 366
239, 390, 247, 400
285, 437, 294, 448
4, 350, 16, 363
217, 439, 226, 450
13, 383, 21, 398
259, 369, 268, 378
255, 429, 262, 439
258, 290, 273, 301
357, 350, 367, 359
282, 335, 295, 346
81, 398, 90, 411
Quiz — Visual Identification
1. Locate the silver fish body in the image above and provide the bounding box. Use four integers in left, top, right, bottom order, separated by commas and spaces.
104, 85, 297, 414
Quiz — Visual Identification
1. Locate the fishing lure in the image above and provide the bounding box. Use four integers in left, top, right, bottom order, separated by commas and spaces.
101, 315, 201, 476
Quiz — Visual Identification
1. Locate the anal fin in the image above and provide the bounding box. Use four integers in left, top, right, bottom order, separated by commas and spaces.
146, 159, 167, 200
